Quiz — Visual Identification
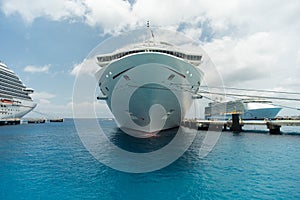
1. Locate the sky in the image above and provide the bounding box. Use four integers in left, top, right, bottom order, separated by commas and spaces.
0, 0, 299, 118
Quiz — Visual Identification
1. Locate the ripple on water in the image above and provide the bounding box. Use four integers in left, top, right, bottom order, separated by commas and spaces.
0, 119, 299, 200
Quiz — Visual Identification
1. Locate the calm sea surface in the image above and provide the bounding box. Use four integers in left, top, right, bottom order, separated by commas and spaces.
0, 119, 299, 200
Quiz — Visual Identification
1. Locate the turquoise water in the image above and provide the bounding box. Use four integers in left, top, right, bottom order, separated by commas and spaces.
0, 119, 299, 199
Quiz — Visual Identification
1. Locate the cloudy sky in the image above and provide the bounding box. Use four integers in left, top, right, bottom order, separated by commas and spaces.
0, 0, 299, 118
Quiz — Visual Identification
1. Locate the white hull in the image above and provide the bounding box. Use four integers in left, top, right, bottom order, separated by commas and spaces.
242, 102, 281, 119
0, 99, 36, 119
242, 108, 281, 119
98, 52, 203, 133
205, 100, 282, 120
0, 61, 36, 119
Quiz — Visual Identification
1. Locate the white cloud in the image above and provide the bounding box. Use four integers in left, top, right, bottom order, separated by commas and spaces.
27, 100, 112, 118
2, 0, 299, 37
31, 91, 55, 100
1, 0, 86, 23
28, 101, 72, 118
2, 0, 300, 116
182, 27, 203, 41
71, 100, 113, 118
24, 64, 50, 73
83, 0, 132, 34
204, 31, 298, 87
297, 50, 300, 67
70, 58, 99, 76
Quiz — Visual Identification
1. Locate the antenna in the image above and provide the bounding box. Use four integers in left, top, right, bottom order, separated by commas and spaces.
146, 21, 155, 42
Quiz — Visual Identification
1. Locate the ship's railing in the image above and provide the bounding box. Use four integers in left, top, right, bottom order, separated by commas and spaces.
97, 49, 202, 64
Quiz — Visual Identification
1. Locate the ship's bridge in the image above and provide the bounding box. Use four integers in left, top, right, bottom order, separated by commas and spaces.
23, 88, 34, 94
96, 42, 202, 67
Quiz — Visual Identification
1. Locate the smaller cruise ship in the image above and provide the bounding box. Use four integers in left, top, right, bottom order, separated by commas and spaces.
205, 99, 282, 120
0, 61, 36, 119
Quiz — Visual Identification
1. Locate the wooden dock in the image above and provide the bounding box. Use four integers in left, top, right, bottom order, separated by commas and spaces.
182, 114, 300, 134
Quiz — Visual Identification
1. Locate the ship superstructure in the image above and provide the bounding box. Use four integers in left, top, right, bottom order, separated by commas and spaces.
0, 62, 36, 119
205, 99, 282, 120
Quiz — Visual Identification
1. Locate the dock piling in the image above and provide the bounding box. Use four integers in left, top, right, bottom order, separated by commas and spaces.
230, 113, 243, 133
0, 118, 21, 126
267, 122, 281, 135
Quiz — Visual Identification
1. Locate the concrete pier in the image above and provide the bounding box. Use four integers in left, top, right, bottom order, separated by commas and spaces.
182, 116, 300, 134
27, 118, 46, 124
0, 118, 21, 126
266, 123, 281, 134
230, 113, 243, 133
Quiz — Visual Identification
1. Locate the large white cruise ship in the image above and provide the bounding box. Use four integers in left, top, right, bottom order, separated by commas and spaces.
96, 38, 204, 133
0, 62, 36, 119
205, 99, 282, 120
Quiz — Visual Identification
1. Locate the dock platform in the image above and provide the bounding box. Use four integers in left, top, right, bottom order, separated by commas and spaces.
182, 114, 300, 134
27, 118, 46, 124
0, 118, 64, 126
0, 118, 21, 126
49, 118, 64, 122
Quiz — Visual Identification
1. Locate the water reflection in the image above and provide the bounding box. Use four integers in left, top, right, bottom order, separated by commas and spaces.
107, 126, 179, 153
74, 118, 220, 172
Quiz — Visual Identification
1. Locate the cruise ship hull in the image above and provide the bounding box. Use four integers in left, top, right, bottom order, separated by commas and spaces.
0, 61, 36, 120
205, 100, 282, 120
98, 53, 202, 133
0, 99, 36, 119
242, 107, 282, 120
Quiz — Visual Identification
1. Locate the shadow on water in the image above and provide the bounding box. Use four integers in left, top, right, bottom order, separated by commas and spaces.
97, 119, 215, 162
101, 121, 179, 153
